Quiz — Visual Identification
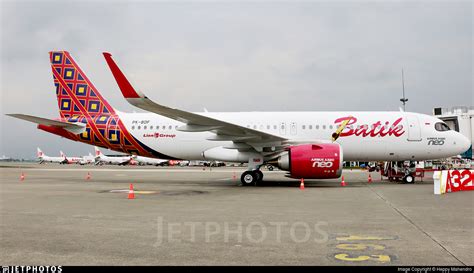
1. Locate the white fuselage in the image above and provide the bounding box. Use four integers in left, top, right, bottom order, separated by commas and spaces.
96, 154, 132, 165
134, 156, 168, 165
63, 156, 82, 164
79, 154, 95, 165
38, 155, 66, 164
117, 111, 470, 162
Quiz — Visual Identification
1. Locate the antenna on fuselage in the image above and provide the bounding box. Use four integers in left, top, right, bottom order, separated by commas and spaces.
400, 68, 408, 111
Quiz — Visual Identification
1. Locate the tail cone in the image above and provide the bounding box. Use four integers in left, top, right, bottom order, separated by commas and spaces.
341, 176, 346, 187
368, 174, 372, 183
20, 172, 25, 181
85, 172, 91, 180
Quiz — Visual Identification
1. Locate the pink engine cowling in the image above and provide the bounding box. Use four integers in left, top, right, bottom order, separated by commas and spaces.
276, 143, 343, 179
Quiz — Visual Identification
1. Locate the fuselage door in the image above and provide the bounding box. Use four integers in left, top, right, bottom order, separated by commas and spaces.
290, 122, 297, 135
406, 114, 422, 141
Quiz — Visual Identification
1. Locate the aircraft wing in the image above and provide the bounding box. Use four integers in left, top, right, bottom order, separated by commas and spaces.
103, 53, 288, 153
6, 114, 86, 134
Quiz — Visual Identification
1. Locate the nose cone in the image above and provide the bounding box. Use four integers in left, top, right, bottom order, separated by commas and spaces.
456, 133, 471, 155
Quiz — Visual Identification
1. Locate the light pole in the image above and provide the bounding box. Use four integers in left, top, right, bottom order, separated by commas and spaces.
400, 69, 408, 111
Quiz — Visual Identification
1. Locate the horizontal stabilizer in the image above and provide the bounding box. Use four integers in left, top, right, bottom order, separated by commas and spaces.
6, 114, 86, 134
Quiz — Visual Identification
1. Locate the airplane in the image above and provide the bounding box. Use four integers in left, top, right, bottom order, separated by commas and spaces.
132, 155, 168, 166
8, 51, 471, 185
36, 147, 67, 164
0, 155, 12, 161
60, 151, 82, 164
79, 152, 95, 165
94, 147, 133, 166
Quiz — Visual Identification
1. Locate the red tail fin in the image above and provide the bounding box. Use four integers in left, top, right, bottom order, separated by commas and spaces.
49, 51, 115, 118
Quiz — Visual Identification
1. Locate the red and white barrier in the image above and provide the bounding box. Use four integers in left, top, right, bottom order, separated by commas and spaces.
433, 170, 474, 194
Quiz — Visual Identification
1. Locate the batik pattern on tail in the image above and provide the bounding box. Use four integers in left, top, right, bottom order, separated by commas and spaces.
48, 51, 171, 158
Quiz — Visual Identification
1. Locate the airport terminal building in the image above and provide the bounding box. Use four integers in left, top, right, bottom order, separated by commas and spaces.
434, 106, 473, 159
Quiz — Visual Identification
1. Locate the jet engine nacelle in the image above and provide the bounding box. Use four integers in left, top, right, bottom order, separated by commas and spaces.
276, 143, 343, 179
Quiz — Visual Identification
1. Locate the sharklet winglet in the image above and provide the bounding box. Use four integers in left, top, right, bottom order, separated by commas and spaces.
102, 52, 142, 99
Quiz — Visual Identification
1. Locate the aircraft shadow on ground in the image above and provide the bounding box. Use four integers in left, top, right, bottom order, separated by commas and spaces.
232, 180, 369, 188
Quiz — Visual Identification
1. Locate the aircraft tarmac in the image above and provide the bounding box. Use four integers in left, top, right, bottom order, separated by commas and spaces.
0, 163, 472, 265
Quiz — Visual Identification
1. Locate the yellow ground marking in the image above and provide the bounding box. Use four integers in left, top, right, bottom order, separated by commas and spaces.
336, 243, 385, 250
335, 253, 391, 263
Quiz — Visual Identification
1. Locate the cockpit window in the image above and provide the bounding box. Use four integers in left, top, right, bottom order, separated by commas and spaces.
435, 122, 451, 132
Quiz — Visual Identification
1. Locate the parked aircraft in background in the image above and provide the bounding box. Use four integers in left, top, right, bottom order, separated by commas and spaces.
0, 155, 12, 161
132, 155, 168, 166
79, 153, 95, 165
37, 148, 66, 164
94, 147, 132, 166
60, 151, 82, 164
9, 52, 471, 185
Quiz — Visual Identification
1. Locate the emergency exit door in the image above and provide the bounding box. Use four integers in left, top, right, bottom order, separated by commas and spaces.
406, 114, 422, 141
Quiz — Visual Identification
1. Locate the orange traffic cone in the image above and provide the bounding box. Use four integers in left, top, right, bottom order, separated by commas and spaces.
299, 178, 305, 190
85, 172, 91, 180
368, 174, 372, 183
128, 183, 135, 199
341, 176, 346, 187
19, 172, 25, 181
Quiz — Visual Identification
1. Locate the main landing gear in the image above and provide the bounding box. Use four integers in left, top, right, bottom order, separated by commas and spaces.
240, 170, 263, 186
240, 156, 264, 186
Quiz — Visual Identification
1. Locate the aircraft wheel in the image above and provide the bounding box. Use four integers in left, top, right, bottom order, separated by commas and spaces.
403, 175, 415, 184
241, 171, 256, 186
254, 170, 263, 182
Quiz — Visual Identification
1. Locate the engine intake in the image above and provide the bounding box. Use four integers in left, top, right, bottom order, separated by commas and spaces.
275, 143, 343, 179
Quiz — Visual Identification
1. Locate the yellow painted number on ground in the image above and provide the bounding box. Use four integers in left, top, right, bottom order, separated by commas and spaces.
336, 243, 385, 250
335, 253, 391, 263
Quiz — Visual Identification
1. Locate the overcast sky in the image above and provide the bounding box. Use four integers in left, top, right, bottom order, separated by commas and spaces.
1, 1, 472, 158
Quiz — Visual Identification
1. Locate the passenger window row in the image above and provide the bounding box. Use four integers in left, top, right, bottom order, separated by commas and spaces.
245, 124, 335, 130
244, 124, 403, 131
130, 123, 403, 131
131, 125, 179, 130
